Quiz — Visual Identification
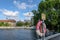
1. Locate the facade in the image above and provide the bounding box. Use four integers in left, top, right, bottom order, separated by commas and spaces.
0, 20, 16, 26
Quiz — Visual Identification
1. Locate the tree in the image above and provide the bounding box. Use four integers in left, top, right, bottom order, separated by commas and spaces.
32, 0, 60, 32
0, 22, 4, 26
38, 0, 59, 30
4, 23, 9, 26
16, 21, 24, 26
32, 10, 40, 26
24, 21, 30, 27
0, 22, 9, 26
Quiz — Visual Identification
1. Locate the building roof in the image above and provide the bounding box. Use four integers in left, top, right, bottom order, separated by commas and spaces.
0, 20, 16, 22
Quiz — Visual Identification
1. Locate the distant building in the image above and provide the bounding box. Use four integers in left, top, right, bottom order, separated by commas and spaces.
0, 20, 16, 26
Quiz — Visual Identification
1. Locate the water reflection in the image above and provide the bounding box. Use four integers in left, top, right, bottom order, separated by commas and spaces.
0, 29, 37, 40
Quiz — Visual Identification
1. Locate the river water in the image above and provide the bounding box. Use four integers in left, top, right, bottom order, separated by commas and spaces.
0, 29, 37, 40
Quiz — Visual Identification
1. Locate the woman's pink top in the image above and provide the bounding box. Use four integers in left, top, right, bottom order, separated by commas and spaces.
36, 20, 42, 30
36, 20, 47, 33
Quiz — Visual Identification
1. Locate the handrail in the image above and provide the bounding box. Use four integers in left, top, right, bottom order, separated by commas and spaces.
38, 33, 60, 40
46, 33, 60, 40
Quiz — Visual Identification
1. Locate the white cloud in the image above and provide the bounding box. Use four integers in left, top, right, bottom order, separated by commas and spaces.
23, 12, 34, 20
20, 19, 24, 22
18, 2, 26, 9
23, 12, 34, 17
27, 4, 36, 8
13, 0, 36, 9
13, 0, 16, 3
0, 9, 19, 17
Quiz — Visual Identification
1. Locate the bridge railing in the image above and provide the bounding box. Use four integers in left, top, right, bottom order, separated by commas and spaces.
45, 33, 60, 40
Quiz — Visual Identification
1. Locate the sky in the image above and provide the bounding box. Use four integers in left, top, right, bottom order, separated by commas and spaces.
0, 0, 41, 21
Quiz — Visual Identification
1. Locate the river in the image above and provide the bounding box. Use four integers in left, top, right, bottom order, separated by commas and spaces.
0, 29, 37, 40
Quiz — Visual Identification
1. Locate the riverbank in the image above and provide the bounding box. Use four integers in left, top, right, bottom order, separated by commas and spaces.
0, 26, 34, 29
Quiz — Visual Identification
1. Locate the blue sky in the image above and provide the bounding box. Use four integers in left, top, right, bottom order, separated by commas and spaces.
0, 0, 41, 21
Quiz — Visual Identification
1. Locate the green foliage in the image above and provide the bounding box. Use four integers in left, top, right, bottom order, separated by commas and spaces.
47, 10, 58, 26
16, 21, 31, 26
0, 22, 4, 26
24, 22, 30, 26
0, 22, 9, 26
38, 0, 59, 29
16, 22, 24, 26
4, 23, 9, 26
32, 10, 40, 26
32, 0, 60, 32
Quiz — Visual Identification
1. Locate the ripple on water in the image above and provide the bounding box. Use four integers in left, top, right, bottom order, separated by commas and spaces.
0, 29, 37, 40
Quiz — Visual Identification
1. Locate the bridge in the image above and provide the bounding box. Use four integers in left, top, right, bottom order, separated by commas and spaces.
37, 33, 60, 40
